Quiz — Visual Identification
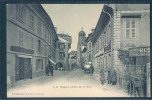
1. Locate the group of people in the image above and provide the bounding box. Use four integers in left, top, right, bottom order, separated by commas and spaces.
45, 62, 54, 76
100, 70, 117, 85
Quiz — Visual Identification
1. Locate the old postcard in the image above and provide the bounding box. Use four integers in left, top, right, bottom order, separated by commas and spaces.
6, 4, 150, 98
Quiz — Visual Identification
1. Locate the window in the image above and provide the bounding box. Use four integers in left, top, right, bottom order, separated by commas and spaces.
96, 43, 97, 53
31, 37, 34, 49
38, 40, 41, 52
89, 42, 91, 49
29, 13, 34, 28
102, 34, 104, 47
44, 45, 47, 55
43, 24, 45, 38
58, 43, 65, 49
68, 43, 71, 49
52, 50, 55, 59
100, 37, 102, 49
104, 32, 107, 46
49, 48, 52, 57
50, 36, 52, 44
37, 19, 42, 35
59, 52, 65, 60
98, 40, 100, 51
36, 59, 43, 70
48, 33, 49, 42
45, 28, 47, 40
16, 5, 24, 22
37, 40, 41, 52
125, 19, 136, 38
19, 30, 23, 46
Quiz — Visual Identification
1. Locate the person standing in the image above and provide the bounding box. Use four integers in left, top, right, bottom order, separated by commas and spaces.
29, 66, 32, 79
100, 69, 105, 85
107, 71, 112, 84
111, 71, 117, 85
45, 64, 49, 76
50, 63, 54, 76
90, 64, 94, 74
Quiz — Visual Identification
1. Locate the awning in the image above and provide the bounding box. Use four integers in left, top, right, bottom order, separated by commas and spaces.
49, 59, 56, 64
17, 54, 32, 58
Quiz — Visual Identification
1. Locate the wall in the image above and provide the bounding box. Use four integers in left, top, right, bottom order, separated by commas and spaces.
7, 4, 57, 85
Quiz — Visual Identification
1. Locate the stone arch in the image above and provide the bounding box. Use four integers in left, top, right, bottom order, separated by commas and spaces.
56, 62, 64, 68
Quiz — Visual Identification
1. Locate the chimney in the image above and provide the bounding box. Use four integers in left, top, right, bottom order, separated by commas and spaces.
54, 27, 57, 33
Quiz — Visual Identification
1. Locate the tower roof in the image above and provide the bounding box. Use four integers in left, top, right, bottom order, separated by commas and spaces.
79, 30, 85, 35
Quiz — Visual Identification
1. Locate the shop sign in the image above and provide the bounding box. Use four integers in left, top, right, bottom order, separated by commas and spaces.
10, 46, 34, 54
129, 47, 150, 56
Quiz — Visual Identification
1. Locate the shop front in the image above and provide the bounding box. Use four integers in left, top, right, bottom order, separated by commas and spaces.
127, 46, 150, 97
15, 55, 32, 81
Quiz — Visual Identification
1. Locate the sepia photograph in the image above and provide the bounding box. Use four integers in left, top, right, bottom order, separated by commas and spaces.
6, 3, 150, 98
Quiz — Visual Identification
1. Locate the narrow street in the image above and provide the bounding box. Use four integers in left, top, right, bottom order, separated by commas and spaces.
7, 69, 129, 97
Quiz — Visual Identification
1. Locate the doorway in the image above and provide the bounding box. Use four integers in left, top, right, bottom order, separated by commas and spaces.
15, 56, 31, 81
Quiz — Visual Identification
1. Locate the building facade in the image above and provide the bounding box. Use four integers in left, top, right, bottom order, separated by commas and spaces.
85, 29, 94, 65
77, 29, 87, 68
92, 4, 150, 96
92, 4, 150, 97
109, 4, 150, 97
55, 35, 71, 70
7, 4, 58, 86
68, 50, 77, 70
58, 33, 72, 49
92, 5, 113, 76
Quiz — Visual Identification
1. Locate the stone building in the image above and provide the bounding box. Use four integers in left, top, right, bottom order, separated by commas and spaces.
92, 4, 150, 97
92, 5, 113, 75
55, 34, 72, 70
68, 50, 77, 70
85, 29, 94, 64
58, 33, 72, 49
77, 29, 87, 68
7, 4, 58, 86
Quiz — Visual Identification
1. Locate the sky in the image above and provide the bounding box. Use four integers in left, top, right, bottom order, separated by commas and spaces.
42, 4, 104, 52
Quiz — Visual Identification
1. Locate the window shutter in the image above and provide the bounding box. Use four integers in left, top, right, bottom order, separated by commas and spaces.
36, 39, 38, 51
41, 41, 43, 53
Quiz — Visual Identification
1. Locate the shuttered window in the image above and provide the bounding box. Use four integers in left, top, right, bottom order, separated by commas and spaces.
19, 30, 23, 46
59, 52, 65, 60
16, 5, 24, 22
37, 19, 42, 35
31, 37, 34, 49
125, 19, 136, 38
29, 13, 34, 28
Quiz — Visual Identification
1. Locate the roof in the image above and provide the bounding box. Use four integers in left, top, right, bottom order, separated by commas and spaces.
58, 37, 69, 43
29, 4, 58, 41
58, 33, 71, 37
91, 5, 114, 46
79, 30, 85, 35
